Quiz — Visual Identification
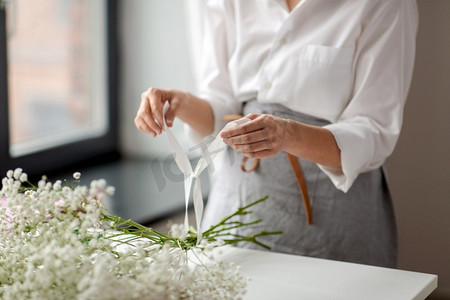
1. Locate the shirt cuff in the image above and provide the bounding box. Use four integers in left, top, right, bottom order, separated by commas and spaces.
183, 95, 236, 146
319, 122, 375, 193
206, 96, 237, 137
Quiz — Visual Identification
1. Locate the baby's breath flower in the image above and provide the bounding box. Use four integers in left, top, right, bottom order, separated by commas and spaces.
96, 179, 107, 190
38, 179, 46, 189
53, 180, 62, 190
73, 172, 81, 180
13, 168, 23, 180
169, 223, 188, 241
19, 173, 28, 183
0, 169, 260, 299
105, 186, 115, 195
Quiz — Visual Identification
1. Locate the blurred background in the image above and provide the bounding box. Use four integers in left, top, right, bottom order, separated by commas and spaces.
0, 1, 448, 298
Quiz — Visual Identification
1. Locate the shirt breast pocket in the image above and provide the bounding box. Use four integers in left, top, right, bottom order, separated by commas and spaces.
299, 45, 354, 66
293, 45, 355, 120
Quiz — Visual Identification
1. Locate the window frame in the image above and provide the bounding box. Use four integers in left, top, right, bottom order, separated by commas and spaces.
0, 0, 119, 178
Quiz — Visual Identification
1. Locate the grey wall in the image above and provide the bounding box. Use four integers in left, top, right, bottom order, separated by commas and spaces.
119, 0, 196, 159
386, 0, 450, 298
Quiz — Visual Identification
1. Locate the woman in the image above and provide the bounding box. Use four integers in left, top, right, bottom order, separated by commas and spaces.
135, 0, 418, 268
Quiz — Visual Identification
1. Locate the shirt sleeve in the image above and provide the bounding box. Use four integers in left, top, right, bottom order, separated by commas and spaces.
319, 1, 419, 192
185, 0, 241, 143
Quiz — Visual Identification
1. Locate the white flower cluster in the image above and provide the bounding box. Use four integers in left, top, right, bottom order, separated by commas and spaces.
0, 169, 247, 300
169, 223, 189, 241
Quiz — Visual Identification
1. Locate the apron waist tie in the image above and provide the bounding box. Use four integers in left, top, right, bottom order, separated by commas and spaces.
223, 115, 313, 225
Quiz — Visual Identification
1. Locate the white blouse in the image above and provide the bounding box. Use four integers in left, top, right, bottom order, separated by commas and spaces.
191, 0, 418, 192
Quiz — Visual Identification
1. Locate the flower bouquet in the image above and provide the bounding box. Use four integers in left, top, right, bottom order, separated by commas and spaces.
0, 169, 281, 299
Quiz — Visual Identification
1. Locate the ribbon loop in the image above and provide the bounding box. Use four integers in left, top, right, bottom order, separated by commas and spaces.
162, 102, 250, 244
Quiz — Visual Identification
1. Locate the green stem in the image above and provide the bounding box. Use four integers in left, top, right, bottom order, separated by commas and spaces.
101, 196, 280, 251
202, 196, 268, 236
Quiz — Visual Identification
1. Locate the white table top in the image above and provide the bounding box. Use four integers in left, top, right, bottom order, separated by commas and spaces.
217, 247, 437, 300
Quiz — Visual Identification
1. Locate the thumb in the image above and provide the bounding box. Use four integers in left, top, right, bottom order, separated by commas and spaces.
245, 113, 261, 121
164, 103, 178, 127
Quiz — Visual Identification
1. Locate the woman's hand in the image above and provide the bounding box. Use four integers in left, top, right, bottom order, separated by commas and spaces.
221, 113, 342, 168
220, 114, 294, 158
135, 87, 215, 138
135, 88, 189, 137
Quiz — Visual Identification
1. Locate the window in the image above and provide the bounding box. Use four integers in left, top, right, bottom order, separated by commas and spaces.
0, 0, 118, 177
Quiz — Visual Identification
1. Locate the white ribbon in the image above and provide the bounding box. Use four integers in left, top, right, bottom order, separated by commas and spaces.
162, 103, 249, 244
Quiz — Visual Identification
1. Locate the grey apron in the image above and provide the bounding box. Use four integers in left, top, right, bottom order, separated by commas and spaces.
203, 100, 397, 268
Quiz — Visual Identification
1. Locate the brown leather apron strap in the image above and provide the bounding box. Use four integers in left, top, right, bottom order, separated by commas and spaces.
222, 114, 246, 122
286, 153, 313, 225
241, 156, 260, 172
223, 115, 313, 225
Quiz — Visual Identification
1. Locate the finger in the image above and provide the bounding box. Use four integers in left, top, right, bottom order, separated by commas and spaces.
146, 88, 166, 131
135, 118, 157, 137
245, 113, 261, 120
164, 98, 180, 127
142, 114, 163, 136
243, 149, 277, 159
221, 116, 265, 138
232, 140, 273, 153
164, 110, 175, 127
225, 129, 267, 145
139, 91, 162, 134
135, 95, 156, 136
239, 115, 269, 133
